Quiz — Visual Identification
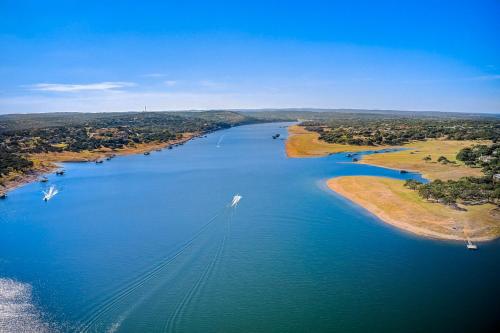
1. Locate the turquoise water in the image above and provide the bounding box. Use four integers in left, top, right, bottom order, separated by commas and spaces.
0, 122, 499, 332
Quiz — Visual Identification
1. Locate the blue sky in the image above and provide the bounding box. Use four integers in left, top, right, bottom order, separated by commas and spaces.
1, 0, 499, 113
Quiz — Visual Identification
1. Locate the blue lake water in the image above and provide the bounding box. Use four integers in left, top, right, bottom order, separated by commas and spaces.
1, 122, 499, 332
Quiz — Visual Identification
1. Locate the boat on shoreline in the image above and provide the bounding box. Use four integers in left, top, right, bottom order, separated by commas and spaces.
466, 239, 478, 250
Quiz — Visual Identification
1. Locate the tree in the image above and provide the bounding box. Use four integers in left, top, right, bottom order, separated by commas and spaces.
437, 156, 451, 164
404, 179, 422, 190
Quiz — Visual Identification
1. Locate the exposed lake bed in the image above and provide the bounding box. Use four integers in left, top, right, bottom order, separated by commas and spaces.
1, 122, 499, 332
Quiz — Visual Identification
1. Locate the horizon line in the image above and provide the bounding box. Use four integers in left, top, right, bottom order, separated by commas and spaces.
1, 107, 499, 117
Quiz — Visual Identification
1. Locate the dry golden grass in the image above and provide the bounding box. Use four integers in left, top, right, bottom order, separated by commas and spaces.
286, 125, 487, 180
284, 124, 498, 241
30, 134, 194, 163
285, 125, 388, 158
360, 139, 489, 180
328, 176, 500, 241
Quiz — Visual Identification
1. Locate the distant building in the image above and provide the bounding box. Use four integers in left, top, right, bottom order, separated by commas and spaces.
479, 155, 493, 163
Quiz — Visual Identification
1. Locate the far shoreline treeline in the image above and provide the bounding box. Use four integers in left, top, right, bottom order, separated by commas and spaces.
0, 110, 285, 194
1, 108, 499, 197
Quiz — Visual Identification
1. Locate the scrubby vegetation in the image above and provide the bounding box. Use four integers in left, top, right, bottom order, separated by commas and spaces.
404, 143, 500, 207
303, 118, 499, 146
0, 111, 263, 179
0, 148, 33, 177
301, 115, 499, 209
298, 111, 500, 208
457, 143, 500, 175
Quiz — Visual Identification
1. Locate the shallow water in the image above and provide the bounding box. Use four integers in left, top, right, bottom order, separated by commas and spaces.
0, 122, 499, 332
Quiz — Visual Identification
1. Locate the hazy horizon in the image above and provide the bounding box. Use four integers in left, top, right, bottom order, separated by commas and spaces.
1, 107, 500, 117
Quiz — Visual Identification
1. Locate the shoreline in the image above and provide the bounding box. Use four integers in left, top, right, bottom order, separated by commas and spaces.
358, 139, 487, 181
0, 165, 58, 196
286, 124, 486, 180
285, 125, 499, 242
285, 125, 389, 158
328, 176, 500, 242
0, 133, 197, 196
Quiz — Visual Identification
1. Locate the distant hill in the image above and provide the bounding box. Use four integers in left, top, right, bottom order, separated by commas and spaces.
0, 110, 262, 132
2, 108, 498, 132
237, 108, 500, 121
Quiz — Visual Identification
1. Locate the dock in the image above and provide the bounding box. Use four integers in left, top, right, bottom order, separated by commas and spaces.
463, 226, 478, 250
466, 239, 477, 250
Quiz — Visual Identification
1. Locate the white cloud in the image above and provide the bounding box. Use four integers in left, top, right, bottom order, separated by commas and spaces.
164, 80, 177, 87
28, 82, 136, 92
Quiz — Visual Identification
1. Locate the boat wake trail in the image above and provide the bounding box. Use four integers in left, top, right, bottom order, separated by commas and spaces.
78, 195, 243, 332
42, 185, 58, 202
216, 135, 225, 148
78, 208, 225, 332
164, 206, 235, 333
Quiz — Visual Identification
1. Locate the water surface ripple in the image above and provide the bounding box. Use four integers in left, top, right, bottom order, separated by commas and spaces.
0, 122, 499, 332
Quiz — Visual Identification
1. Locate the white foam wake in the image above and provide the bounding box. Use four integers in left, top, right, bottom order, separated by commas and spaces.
0, 278, 51, 333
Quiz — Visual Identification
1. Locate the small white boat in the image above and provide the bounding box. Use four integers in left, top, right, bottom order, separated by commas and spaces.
43, 186, 58, 201
230, 194, 242, 207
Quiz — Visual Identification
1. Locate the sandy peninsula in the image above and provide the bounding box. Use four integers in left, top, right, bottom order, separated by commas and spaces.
328, 176, 499, 241
286, 125, 500, 242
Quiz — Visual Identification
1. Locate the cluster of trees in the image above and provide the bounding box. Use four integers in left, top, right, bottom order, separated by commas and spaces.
0, 147, 33, 180
456, 143, 499, 176
404, 143, 500, 206
405, 178, 499, 206
0, 111, 263, 178
303, 117, 499, 146
423, 155, 455, 164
